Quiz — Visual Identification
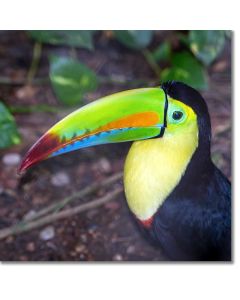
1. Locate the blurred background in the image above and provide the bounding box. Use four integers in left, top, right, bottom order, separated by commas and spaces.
0, 30, 231, 261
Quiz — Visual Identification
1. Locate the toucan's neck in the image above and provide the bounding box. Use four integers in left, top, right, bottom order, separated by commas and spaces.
123, 121, 199, 221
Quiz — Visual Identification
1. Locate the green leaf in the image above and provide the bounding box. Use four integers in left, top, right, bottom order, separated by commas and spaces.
152, 42, 171, 63
0, 102, 21, 149
28, 31, 96, 50
189, 30, 226, 66
114, 30, 153, 50
177, 32, 190, 47
49, 55, 98, 106
161, 51, 208, 90
225, 30, 232, 39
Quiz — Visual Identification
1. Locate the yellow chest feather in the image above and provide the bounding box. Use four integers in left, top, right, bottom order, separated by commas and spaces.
123, 128, 198, 221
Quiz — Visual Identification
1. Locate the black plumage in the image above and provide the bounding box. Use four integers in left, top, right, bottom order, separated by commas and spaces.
141, 81, 231, 261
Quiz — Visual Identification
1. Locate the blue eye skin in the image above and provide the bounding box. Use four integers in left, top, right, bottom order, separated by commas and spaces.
167, 103, 187, 124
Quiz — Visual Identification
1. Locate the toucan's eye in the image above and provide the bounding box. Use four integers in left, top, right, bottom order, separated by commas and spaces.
172, 111, 183, 121
167, 103, 186, 125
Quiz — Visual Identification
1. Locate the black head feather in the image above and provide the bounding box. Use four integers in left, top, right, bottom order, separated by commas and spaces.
161, 81, 210, 123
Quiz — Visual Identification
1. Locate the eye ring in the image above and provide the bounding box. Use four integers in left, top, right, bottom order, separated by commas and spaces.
172, 111, 183, 121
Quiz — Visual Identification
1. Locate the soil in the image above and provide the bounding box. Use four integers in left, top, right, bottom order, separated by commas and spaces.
0, 31, 231, 261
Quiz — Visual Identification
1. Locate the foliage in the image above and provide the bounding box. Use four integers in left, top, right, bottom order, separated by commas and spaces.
28, 30, 229, 103
188, 30, 227, 66
114, 30, 153, 50
113, 30, 228, 90
28, 30, 95, 50
152, 42, 171, 63
161, 51, 208, 90
0, 102, 21, 149
49, 55, 98, 106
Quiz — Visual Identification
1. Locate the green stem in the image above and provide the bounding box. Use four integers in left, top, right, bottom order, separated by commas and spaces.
0, 77, 48, 86
142, 49, 161, 78
69, 47, 78, 59
99, 76, 152, 86
9, 104, 61, 114
0, 75, 154, 87
27, 42, 42, 85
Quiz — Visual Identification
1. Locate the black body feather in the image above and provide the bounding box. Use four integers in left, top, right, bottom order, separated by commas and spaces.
141, 82, 231, 261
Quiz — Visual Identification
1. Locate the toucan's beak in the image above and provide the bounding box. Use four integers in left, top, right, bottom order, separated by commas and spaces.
19, 88, 167, 173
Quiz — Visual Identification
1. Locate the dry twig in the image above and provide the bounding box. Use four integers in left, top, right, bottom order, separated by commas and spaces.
0, 187, 123, 240
25, 172, 123, 221
0, 172, 123, 240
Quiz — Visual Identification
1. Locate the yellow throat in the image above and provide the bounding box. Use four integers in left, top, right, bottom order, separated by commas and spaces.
123, 118, 199, 221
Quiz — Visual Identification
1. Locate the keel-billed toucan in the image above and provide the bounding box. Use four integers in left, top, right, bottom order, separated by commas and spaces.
19, 81, 231, 261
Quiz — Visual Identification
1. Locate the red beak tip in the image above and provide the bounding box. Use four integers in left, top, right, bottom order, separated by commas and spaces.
17, 161, 28, 175
17, 155, 36, 174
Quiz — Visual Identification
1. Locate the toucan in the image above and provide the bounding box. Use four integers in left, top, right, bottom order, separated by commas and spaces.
19, 81, 231, 261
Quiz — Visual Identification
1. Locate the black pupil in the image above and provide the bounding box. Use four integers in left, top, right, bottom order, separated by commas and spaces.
172, 111, 183, 120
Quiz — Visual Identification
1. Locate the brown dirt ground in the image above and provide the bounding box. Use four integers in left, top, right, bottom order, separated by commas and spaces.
0, 31, 231, 261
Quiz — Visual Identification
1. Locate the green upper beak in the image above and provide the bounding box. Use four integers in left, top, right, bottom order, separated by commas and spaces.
19, 87, 167, 173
